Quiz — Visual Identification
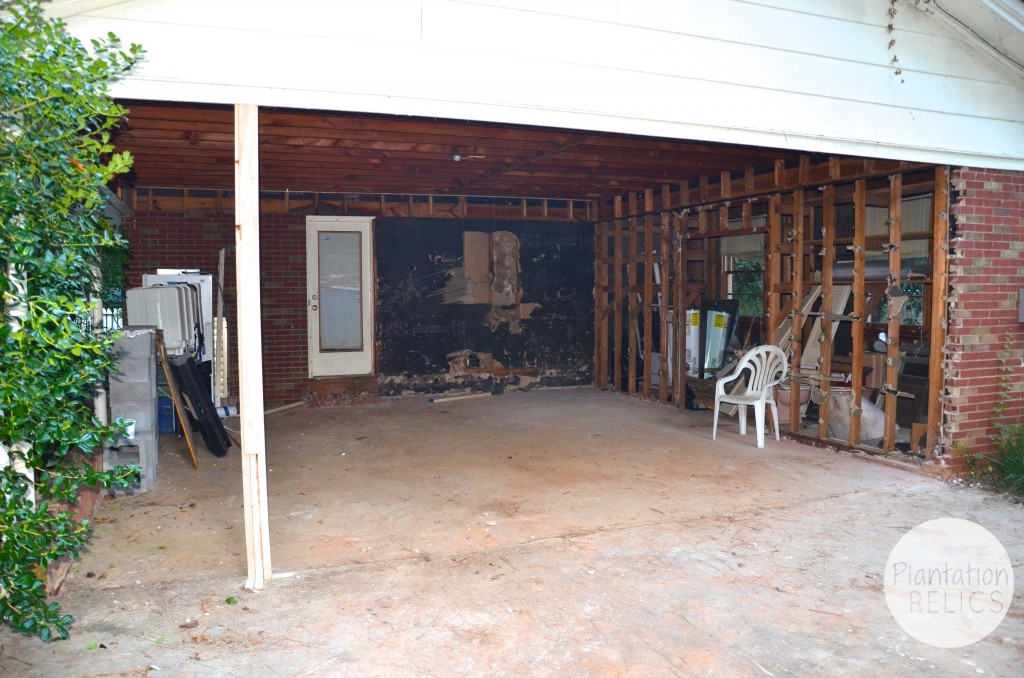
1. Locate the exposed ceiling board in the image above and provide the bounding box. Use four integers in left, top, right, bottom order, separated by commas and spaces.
114, 102, 806, 199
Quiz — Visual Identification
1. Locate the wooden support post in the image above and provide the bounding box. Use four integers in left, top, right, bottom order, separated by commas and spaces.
719, 169, 731, 232
613, 197, 624, 392
927, 167, 950, 459
850, 180, 868, 446
829, 156, 842, 181
428, 194, 434, 217
883, 174, 903, 452
234, 103, 272, 591
675, 183, 691, 407
819, 186, 836, 440
659, 185, 671, 403
642, 189, 655, 398
627, 193, 639, 395
594, 222, 609, 390
742, 167, 754, 229
766, 194, 782, 345
674, 212, 686, 406
789, 189, 805, 433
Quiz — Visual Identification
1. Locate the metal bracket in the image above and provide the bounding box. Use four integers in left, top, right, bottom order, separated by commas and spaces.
886, 284, 908, 299
808, 311, 861, 322
881, 385, 915, 398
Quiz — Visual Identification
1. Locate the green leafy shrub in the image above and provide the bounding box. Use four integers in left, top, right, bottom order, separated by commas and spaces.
991, 422, 1024, 496
1, 0, 142, 641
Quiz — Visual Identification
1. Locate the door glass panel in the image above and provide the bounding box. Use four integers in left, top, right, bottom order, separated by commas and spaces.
318, 231, 362, 351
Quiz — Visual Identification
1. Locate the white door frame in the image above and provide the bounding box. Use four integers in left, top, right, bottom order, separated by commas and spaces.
306, 216, 375, 377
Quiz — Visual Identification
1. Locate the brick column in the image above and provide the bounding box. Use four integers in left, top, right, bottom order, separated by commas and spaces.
939, 168, 1024, 475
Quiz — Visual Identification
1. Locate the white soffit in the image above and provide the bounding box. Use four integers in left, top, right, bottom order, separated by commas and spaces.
51, 0, 1024, 170
914, 0, 1024, 76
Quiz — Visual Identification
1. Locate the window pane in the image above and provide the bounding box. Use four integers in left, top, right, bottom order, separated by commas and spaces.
318, 231, 362, 351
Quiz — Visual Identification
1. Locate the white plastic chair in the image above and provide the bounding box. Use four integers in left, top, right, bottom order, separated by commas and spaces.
712, 345, 788, 448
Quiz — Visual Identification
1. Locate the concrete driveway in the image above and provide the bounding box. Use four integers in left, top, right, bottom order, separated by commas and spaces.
2, 388, 1021, 676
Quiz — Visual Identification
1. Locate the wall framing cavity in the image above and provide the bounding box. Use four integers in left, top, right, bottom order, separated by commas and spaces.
594, 158, 951, 459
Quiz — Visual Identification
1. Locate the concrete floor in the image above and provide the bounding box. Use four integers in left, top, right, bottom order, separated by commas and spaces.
2, 388, 1022, 676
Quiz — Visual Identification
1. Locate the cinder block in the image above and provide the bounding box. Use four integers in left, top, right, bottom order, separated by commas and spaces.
111, 358, 155, 384
111, 403, 158, 432
104, 430, 158, 494
114, 327, 157, 359
108, 379, 156, 405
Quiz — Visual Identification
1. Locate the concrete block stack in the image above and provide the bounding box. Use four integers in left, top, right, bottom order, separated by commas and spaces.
106, 326, 159, 493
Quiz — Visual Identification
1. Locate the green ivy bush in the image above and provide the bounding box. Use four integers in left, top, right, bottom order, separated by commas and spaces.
1, 0, 142, 641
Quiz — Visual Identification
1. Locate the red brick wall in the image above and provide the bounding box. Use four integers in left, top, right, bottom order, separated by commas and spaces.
944, 168, 1024, 469
124, 211, 310, 405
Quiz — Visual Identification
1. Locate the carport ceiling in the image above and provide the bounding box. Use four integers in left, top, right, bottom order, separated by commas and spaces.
116, 101, 808, 200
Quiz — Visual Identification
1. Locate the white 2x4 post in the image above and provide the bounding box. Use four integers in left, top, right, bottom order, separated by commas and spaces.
234, 103, 272, 590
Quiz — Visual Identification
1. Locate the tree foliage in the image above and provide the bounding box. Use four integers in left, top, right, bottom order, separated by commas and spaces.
1, 0, 142, 641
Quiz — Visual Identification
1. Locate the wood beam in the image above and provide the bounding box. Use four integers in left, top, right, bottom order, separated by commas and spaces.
605, 161, 935, 221
627, 193, 639, 395
766, 194, 782, 345
850, 180, 868, 446
789, 189, 805, 433
643, 189, 655, 399
927, 167, 950, 459
818, 185, 836, 440
675, 182, 691, 407
883, 174, 903, 452
613, 197, 624, 392
234, 103, 272, 591
659, 185, 671, 403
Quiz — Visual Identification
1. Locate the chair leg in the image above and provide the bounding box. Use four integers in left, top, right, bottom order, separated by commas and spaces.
754, 402, 765, 448
712, 399, 719, 441
737, 404, 747, 436
768, 401, 781, 441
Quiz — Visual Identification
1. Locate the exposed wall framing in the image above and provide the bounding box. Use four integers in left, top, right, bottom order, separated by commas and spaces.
593, 157, 949, 457
130, 187, 593, 222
